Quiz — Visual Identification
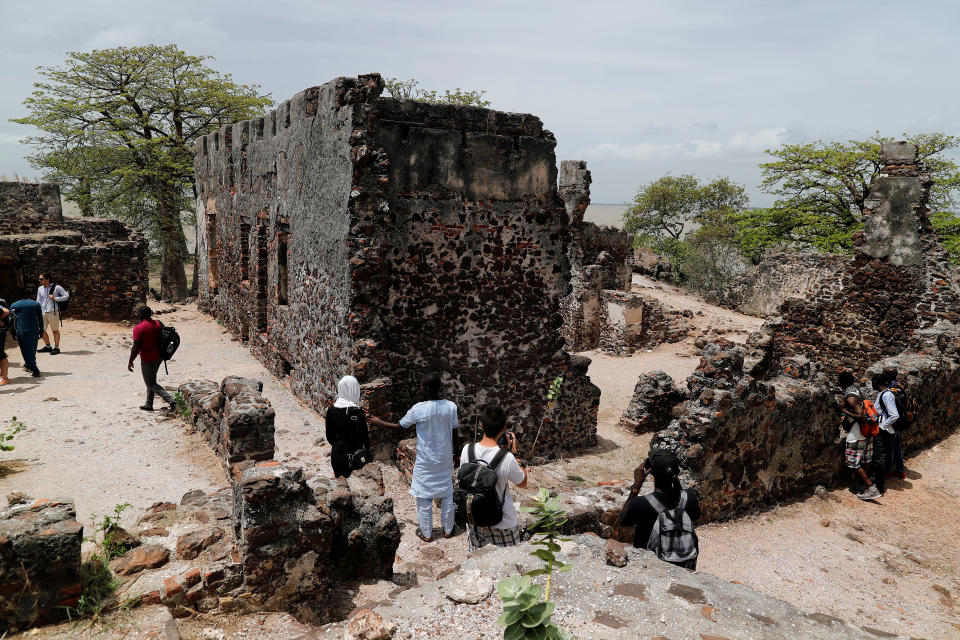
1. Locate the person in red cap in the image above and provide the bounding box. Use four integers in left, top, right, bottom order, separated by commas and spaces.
617, 449, 701, 570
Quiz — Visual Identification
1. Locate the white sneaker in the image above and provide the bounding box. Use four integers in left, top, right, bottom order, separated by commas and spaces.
857, 485, 881, 500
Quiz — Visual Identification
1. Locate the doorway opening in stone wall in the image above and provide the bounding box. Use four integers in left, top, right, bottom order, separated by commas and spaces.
239, 221, 251, 283
205, 213, 219, 293
0, 259, 20, 303
277, 229, 289, 307
255, 222, 268, 333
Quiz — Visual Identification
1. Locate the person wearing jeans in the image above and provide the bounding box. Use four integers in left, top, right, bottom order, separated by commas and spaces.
127, 306, 174, 411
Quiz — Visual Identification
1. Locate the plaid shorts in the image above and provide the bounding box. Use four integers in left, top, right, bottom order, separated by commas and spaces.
845, 437, 873, 469
467, 525, 521, 552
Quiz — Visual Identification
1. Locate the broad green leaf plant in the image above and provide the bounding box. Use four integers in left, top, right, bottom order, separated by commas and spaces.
1, 417, 26, 452
497, 489, 573, 640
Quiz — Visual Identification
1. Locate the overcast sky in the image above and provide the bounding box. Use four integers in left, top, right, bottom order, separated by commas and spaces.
2, 0, 958, 206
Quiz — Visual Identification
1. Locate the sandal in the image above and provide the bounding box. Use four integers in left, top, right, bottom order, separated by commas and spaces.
0, 378, 9, 386
415, 527, 433, 543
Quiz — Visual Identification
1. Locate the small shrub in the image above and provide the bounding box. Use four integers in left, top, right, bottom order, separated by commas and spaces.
497, 489, 572, 640
64, 503, 134, 624
1, 416, 27, 452
173, 391, 191, 420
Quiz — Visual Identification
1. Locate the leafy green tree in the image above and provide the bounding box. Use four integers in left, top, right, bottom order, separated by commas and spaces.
13, 45, 272, 299
384, 77, 491, 108
739, 132, 960, 260
623, 174, 748, 242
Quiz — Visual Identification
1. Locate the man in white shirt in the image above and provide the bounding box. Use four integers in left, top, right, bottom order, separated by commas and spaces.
871, 373, 900, 497
459, 405, 527, 551
370, 372, 459, 542
36, 273, 68, 355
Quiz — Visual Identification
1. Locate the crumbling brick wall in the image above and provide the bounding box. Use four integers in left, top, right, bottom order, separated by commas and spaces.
0, 499, 83, 634
652, 143, 960, 519
0, 183, 147, 320
718, 253, 848, 317
194, 74, 599, 460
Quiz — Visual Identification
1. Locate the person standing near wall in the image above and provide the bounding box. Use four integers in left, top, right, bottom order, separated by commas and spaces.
36, 273, 68, 355
370, 372, 459, 542
9, 298, 42, 378
838, 372, 880, 500
0, 300, 11, 385
872, 372, 900, 496
326, 375, 372, 479
127, 306, 175, 411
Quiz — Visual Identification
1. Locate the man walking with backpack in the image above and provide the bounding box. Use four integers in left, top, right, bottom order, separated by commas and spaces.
618, 449, 700, 570
36, 273, 68, 355
457, 405, 527, 551
872, 372, 900, 495
127, 306, 175, 411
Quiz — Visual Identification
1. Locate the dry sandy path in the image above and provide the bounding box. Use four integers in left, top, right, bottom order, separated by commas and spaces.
0, 301, 329, 531
2, 297, 958, 638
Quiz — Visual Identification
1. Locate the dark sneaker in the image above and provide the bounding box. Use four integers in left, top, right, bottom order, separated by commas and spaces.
51, 347, 60, 355
38, 345, 53, 353
857, 485, 881, 500
31, 369, 41, 377
139, 405, 155, 411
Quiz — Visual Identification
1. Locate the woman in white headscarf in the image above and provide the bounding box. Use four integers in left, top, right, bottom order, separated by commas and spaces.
326, 375, 372, 478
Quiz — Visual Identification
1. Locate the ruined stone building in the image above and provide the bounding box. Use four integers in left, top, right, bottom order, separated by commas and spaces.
558, 161, 690, 356
650, 142, 960, 518
0, 182, 147, 319
193, 74, 599, 459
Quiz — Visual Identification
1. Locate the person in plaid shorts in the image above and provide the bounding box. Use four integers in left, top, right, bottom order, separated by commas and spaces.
838, 371, 880, 500
459, 405, 527, 551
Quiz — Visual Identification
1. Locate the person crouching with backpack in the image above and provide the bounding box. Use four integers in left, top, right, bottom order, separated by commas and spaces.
457, 405, 527, 551
127, 306, 175, 412
618, 449, 701, 570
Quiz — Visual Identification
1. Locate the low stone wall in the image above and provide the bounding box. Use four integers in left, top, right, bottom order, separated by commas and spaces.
179, 376, 275, 473
0, 499, 83, 634
719, 252, 847, 317
618, 370, 688, 435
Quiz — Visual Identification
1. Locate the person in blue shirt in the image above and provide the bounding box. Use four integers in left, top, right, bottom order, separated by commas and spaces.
9, 299, 43, 377
370, 372, 459, 542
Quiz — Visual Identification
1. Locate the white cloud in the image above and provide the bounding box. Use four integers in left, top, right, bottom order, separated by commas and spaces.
579, 127, 788, 161
84, 24, 148, 50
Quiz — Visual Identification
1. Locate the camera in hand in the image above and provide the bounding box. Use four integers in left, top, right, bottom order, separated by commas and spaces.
498, 431, 513, 448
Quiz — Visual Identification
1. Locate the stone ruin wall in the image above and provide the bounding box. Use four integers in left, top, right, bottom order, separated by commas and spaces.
558, 161, 688, 356
652, 142, 960, 519
718, 252, 848, 317
0, 375, 400, 633
0, 182, 147, 320
193, 74, 599, 461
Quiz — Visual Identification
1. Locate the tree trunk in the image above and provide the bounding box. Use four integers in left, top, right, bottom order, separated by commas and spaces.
158, 205, 189, 301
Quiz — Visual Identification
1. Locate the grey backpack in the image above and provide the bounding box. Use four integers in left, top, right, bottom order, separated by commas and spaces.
646, 492, 699, 564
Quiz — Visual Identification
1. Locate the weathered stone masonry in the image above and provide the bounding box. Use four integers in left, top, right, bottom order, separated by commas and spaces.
194, 74, 599, 459
0, 182, 147, 320
653, 143, 960, 519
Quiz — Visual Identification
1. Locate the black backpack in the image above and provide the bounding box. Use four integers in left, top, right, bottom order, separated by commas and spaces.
887, 386, 916, 432
50, 284, 70, 318
456, 444, 508, 527
157, 320, 181, 374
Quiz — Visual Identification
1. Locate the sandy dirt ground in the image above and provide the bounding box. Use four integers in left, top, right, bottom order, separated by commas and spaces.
2, 295, 958, 638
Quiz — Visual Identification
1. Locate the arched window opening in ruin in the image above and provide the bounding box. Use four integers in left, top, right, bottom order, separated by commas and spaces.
240, 222, 251, 282
205, 213, 219, 293
277, 230, 289, 307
